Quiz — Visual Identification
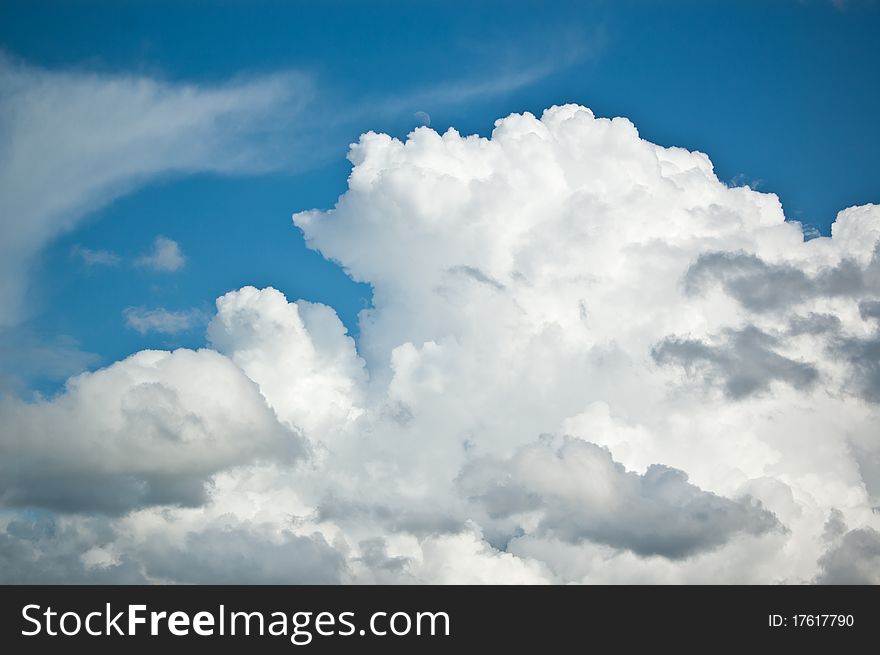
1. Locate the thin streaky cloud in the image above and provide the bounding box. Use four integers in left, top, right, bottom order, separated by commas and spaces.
0, 52, 312, 327
328, 27, 606, 128
70, 245, 121, 267
123, 306, 206, 335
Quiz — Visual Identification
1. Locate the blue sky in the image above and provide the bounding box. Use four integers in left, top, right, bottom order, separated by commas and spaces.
1, 0, 878, 393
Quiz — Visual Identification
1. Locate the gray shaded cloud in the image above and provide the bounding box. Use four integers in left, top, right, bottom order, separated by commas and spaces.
356, 538, 414, 583
458, 438, 782, 559
684, 247, 880, 313
316, 495, 464, 538
138, 526, 346, 584
652, 326, 819, 399
834, 334, 880, 403
821, 508, 849, 542
688, 247, 880, 405
0, 516, 346, 584
684, 252, 813, 312
448, 265, 506, 291
787, 312, 842, 336
0, 348, 304, 514
0, 515, 145, 583
2, 471, 212, 516
859, 299, 880, 321
816, 524, 880, 584
851, 444, 880, 502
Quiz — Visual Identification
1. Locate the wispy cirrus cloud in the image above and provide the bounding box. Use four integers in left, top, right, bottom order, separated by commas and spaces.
123, 306, 205, 335
331, 25, 605, 128
0, 52, 312, 327
70, 245, 121, 267
0, 328, 100, 393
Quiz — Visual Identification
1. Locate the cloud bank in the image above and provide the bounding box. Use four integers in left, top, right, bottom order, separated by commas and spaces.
1, 104, 879, 583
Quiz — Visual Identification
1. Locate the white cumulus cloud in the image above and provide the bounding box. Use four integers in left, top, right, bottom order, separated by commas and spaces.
2, 104, 879, 583
0, 348, 305, 514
